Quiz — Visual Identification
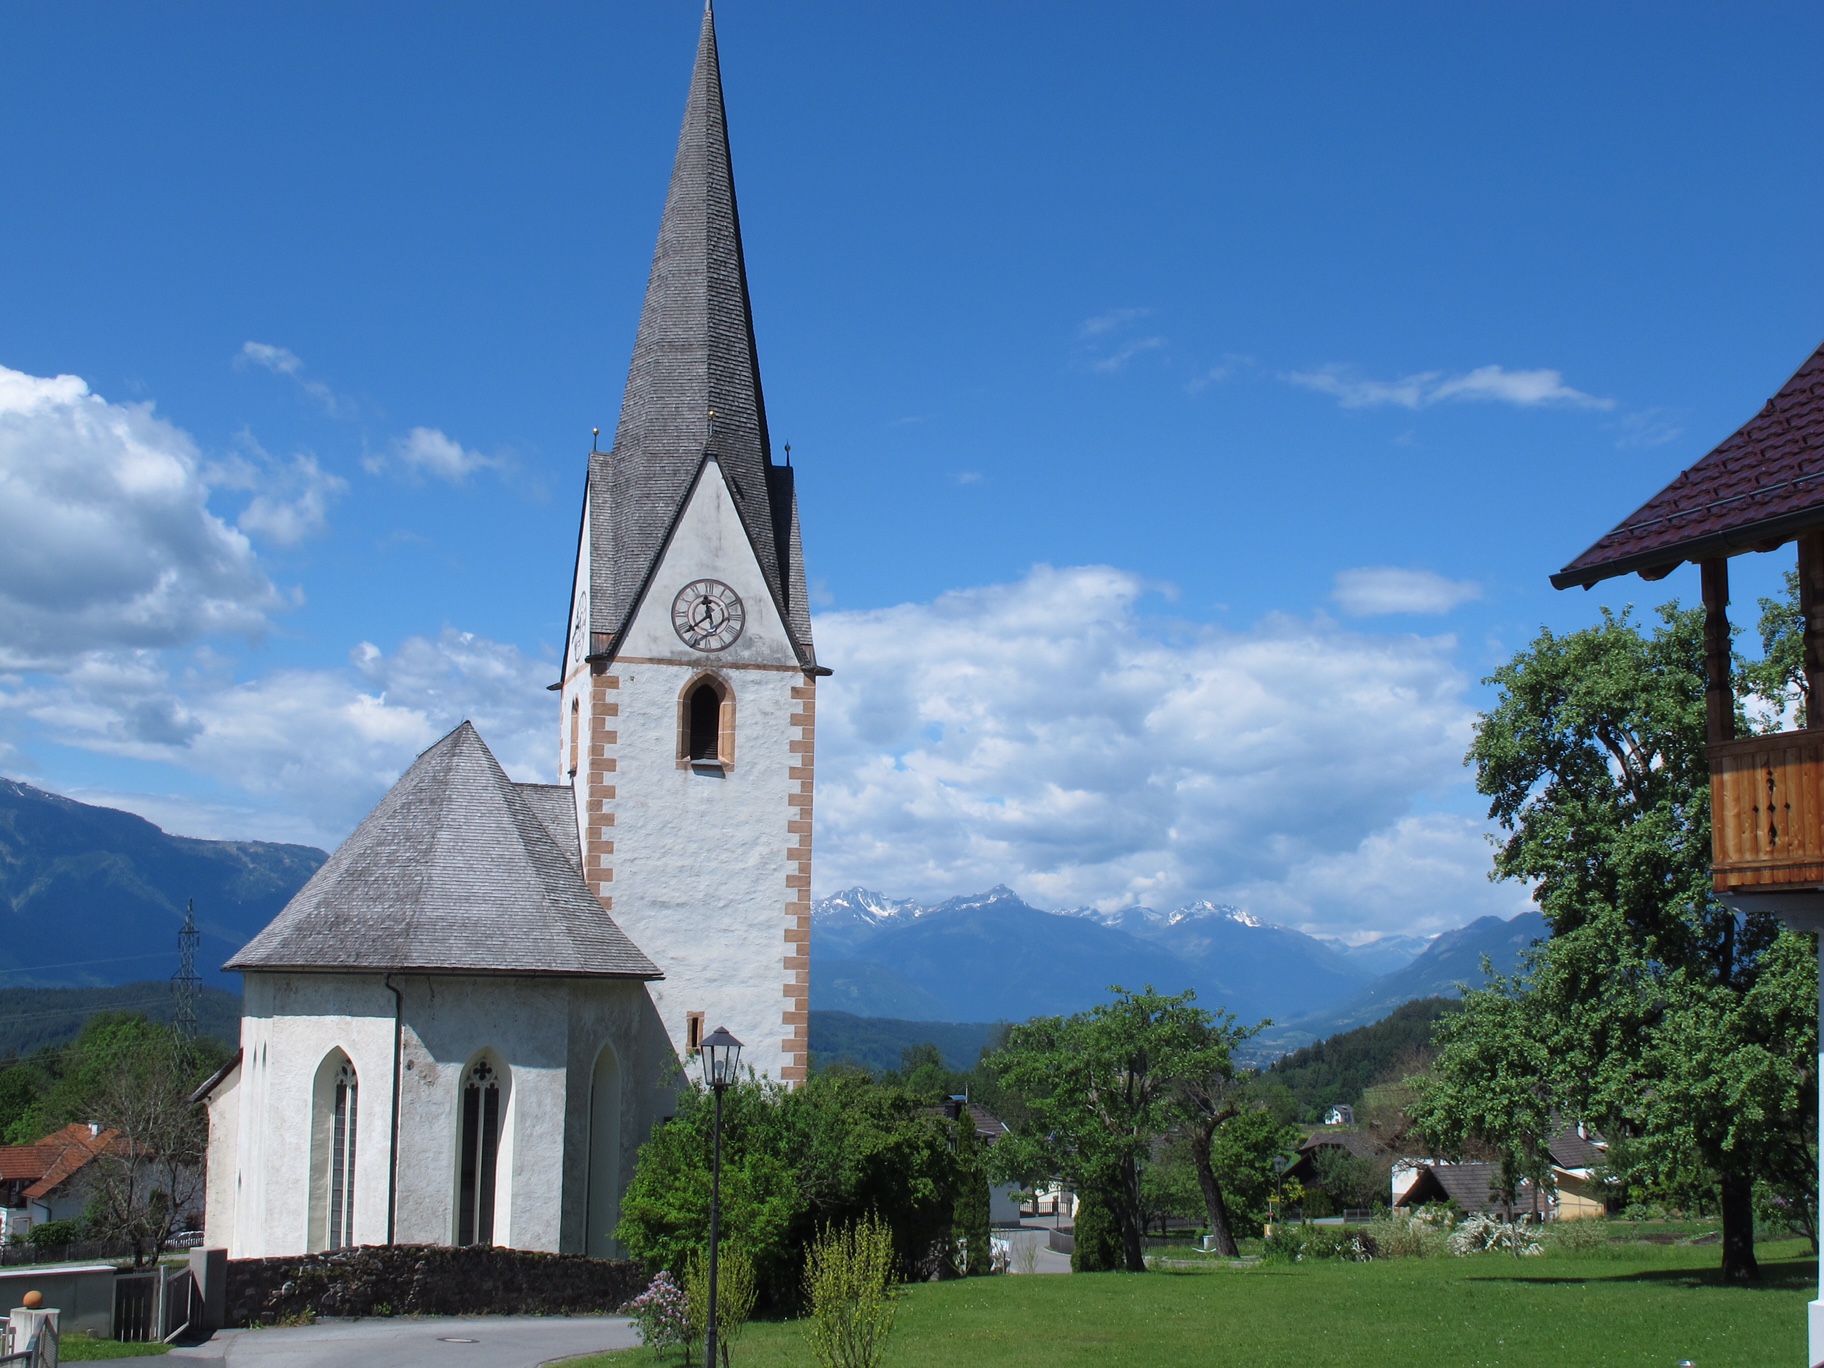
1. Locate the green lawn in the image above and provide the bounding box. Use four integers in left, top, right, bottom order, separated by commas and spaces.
579, 1238, 1812, 1368
57, 1336, 168, 1360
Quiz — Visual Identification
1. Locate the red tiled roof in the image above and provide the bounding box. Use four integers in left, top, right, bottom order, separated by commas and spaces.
0, 1124, 123, 1200
1553, 340, 1824, 589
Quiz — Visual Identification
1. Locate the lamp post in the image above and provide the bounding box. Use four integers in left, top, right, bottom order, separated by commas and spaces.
699, 1027, 742, 1368
1270, 1154, 1290, 1235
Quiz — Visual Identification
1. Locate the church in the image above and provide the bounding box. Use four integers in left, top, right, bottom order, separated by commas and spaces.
195, 6, 821, 1260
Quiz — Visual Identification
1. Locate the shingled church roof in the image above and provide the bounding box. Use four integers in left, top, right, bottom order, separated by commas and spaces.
584, 4, 815, 669
1554, 339, 1824, 588
227, 723, 659, 979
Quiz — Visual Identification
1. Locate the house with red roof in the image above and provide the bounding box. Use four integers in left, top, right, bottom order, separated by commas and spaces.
0, 1123, 125, 1243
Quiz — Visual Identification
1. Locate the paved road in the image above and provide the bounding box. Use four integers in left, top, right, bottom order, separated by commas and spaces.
167, 1315, 639, 1367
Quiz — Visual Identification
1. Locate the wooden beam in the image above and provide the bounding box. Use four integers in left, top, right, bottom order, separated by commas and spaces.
1801, 533, 1824, 727
1701, 558, 1734, 745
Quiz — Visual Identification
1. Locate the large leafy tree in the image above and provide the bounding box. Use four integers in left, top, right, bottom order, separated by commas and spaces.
1167, 1010, 1262, 1255
988, 987, 1232, 1271
1460, 601, 1816, 1280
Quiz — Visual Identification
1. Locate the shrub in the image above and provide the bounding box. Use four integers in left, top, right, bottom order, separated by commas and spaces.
1538, 1218, 1613, 1256
624, 1269, 689, 1356
1301, 1225, 1378, 1261
24, 1220, 83, 1248
1448, 1213, 1541, 1257
686, 1245, 757, 1364
1363, 1211, 1452, 1259
1259, 1226, 1306, 1264
1070, 1191, 1122, 1273
803, 1217, 897, 1368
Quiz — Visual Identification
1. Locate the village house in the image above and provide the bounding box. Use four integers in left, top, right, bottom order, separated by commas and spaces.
0, 1123, 130, 1242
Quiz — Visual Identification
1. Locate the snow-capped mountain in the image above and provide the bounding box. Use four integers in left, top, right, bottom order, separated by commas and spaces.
810, 886, 1373, 1026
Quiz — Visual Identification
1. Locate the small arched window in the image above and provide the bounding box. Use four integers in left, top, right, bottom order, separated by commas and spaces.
569, 696, 581, 777
328, 1061, 357, 1250
457, 1059, 502, 1246
679, 675, 733, 767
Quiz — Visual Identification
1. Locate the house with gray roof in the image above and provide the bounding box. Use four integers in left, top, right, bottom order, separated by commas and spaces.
196, 5, 824, 1260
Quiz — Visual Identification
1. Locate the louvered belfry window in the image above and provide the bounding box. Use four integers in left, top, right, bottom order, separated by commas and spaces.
328, 1061, 358, 1249
458, 1060, 502, 1246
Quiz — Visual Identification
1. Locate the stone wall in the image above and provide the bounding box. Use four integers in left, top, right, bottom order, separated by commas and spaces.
224, 1245, 649, 1326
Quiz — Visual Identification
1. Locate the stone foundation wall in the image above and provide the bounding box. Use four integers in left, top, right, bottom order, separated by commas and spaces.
224, 1245, 649, 1326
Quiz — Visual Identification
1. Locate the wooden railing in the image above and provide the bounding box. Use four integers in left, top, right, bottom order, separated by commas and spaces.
1710, 729, 1824, 890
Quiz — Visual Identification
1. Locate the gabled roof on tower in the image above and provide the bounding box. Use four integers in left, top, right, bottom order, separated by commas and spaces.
227, 723, 659, 979
1553, 339, 1824, 589
584, 4, 815, 668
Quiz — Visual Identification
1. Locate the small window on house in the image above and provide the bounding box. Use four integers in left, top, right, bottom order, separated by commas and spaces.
457, 1059, 503, 1247
687, 682, 722, 761
686, 1012, 705, 1054
569, 697, 580, 778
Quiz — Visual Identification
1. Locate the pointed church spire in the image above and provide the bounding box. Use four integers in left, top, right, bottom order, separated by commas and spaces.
586, 5, 813, 666
612, 3, 770, 474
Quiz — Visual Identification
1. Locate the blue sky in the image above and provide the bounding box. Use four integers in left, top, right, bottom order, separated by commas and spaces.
3, 3, 1821, 942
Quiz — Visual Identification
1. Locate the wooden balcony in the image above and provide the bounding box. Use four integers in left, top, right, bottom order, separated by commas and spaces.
1711, 729, 1824, 891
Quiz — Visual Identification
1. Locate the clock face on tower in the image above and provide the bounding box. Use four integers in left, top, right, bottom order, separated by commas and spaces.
672, 579, 746, 652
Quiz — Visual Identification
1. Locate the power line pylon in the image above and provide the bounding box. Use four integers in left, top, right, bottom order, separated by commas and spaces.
172, 898, 201, 1043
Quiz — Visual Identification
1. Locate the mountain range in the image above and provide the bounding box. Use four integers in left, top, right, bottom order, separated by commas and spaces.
1, 779, 1547, 1061
0, 779, 327, 989
813, 885, 1547, 1053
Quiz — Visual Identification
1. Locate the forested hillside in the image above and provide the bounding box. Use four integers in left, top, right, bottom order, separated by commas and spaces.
0, 779, 325, 987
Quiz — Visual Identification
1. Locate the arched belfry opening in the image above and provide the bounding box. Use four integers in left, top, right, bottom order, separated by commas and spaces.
678, 674, 733, 767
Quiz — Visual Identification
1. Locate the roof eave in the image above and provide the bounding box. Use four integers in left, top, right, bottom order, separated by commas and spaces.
226, 962, 664, 982
1552, 503, 1824, 590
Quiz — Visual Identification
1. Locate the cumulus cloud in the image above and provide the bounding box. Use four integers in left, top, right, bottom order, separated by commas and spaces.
1333, 567, 1481, 617
813, 564, 1511, 940
3, 629, 555, 844
0, 364, 279, 670
1286, 362, 1612, 411
238, 341, 347, 416
207, 444, 347, 546
366, 427, 503, 482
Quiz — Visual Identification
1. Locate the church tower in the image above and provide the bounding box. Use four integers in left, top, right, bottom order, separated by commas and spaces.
560, 6, 819, 1086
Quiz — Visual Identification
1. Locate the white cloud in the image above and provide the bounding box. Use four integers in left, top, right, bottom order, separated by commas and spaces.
1333, 567, 1481, 617
813, 565, 1512, 940
238, 341, 346, 416
207, 444, 347, 546
1078, 308, 1152, 339
1090, 337, 1166, 374
1286, 362, 1612, 411
367, 427, 502, 482
2, 629, 556, 845
0, 364, 278, 670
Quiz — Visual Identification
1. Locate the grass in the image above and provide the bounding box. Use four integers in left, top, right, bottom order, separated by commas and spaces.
57, 1335, 169, 1359
577, 1237, 1812, 1368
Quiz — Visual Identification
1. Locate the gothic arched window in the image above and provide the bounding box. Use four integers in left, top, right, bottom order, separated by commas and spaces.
457, 1059, 503, 1246
679, 675, 733, 767
569, 696, 581, 778
328, 1061, 357, 1250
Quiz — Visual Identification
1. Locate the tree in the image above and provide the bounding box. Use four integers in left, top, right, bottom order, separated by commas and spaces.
1207, 1105, 1302, 1236
77, 1021, 218, 1264
618, 1070, 960, 1303
1411, 974, 1557, 1224
1069, 1189, 1122, 1272
989, 987, 1228, 1272
951, 1112, 991, 1276
1167, 1009, 1263, 1255
1466, 602, 1818, 1280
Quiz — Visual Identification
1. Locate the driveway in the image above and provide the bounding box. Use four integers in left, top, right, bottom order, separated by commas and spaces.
167, 1315, 639, 1367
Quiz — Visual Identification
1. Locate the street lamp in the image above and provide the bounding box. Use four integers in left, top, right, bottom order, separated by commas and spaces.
1271, 1154, 1290, 1235
699, 1027, 742, 1368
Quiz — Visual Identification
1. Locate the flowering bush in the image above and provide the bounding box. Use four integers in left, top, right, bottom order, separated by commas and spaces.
627, 1270, 691, 1355
1363, 1211, 1452, 1259
1448, 1213, 1541, 1257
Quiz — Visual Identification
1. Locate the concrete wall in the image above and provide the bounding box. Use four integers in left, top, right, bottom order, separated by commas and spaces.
565, 459, 809, 1087
222, 972, 668, 1260
0, 1265, 115, 1340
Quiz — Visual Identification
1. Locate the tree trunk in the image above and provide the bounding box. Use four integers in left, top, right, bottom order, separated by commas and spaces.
1189, 1124, 1239, 1255
1718, 1169, 1760, 1281
1118, 1158, 1147, 1272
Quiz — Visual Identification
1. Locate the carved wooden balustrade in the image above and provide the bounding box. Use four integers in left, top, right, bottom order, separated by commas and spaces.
1710, 728, 1824, 892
